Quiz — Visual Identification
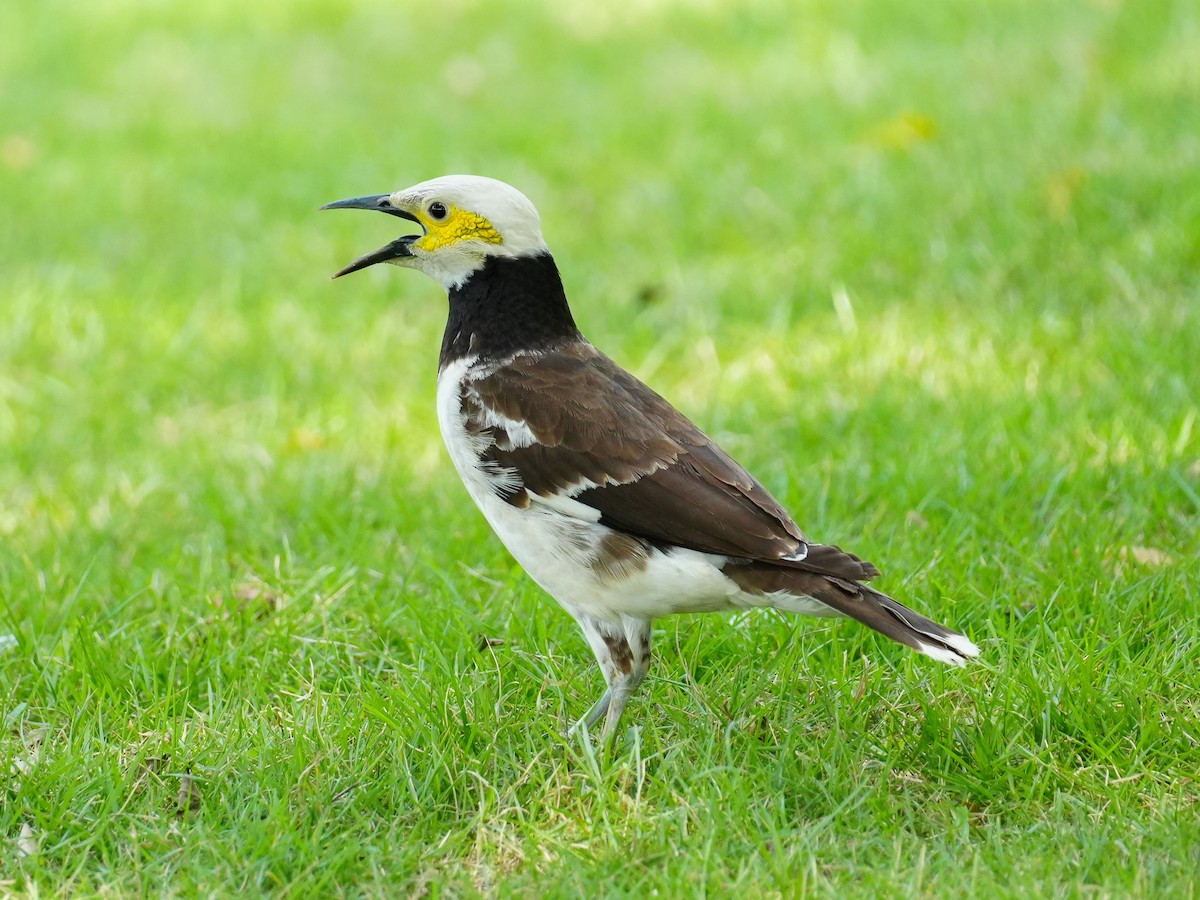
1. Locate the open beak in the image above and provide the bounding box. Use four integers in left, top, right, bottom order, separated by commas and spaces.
320, 194, 424, 278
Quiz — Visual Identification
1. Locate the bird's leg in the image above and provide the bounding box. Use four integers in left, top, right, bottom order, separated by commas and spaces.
569, 615, 653, 741
600, 617, 653, 740
567, 614, 619, 738
569, 688, 612, 737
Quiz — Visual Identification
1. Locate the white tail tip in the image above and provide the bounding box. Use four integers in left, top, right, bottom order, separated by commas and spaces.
917, 632, 980, 666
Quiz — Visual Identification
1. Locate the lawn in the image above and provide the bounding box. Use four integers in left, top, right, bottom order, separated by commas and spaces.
2, 0, 1199, 894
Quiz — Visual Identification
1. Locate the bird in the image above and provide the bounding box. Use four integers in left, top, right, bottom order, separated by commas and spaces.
322, 175, 979, 740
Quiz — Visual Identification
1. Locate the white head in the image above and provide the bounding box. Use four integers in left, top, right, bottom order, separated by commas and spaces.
322, 175, 549, 290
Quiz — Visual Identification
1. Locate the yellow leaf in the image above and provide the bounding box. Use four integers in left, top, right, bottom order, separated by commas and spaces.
1046, 166, 1087, 220
863, 112, 938, 151
285, 427, 325, 452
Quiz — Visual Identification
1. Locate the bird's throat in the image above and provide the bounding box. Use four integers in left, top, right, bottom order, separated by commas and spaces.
440, 253, 582, 369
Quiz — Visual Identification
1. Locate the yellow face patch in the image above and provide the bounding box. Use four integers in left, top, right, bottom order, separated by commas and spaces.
414, 207, 503, 253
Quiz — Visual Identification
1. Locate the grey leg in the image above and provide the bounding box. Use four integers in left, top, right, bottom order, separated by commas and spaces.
569, 687, 612, 736
568, 615, 653, 740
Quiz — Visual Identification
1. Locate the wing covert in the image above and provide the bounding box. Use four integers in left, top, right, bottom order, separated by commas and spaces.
465, 342, 810, 562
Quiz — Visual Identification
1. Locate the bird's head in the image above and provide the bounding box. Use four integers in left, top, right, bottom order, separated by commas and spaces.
321, 175, 548, 290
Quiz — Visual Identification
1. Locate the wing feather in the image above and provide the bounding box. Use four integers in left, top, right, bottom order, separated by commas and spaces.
466, 342, 815, 563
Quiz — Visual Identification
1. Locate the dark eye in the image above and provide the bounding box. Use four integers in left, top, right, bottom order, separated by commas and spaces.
428, 201, 448, 220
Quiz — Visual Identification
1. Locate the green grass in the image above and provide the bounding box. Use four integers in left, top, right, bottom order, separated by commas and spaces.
2, 0, 1199, 894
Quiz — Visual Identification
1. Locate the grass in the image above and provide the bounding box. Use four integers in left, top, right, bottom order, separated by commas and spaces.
2, 0, 1199, 894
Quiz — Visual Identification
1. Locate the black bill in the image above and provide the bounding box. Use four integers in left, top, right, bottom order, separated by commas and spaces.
321, 193, 423, 278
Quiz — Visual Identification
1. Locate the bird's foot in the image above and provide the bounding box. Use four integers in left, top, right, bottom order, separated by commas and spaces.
566, 687, 612, 740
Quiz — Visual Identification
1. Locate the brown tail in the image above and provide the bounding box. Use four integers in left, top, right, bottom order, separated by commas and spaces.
723, 546, 980, 664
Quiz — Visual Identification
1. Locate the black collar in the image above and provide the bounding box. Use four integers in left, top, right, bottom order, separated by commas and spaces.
440, 253, 581, 368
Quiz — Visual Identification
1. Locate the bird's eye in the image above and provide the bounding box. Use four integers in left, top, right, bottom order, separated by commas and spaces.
428, 201, 448, 221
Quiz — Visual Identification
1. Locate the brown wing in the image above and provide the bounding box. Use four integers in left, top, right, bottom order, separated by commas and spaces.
466, 341, 811, 562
